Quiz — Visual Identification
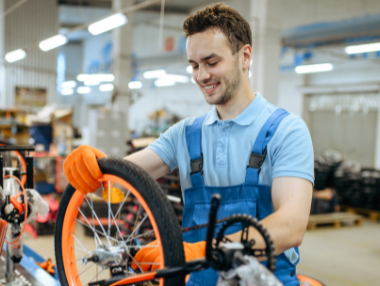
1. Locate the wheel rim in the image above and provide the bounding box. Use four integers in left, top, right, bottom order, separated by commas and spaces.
61, 174, 165, 286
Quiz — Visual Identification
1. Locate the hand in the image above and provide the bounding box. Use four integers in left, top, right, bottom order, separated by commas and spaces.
63, 145, 107, 194
131, 240, 206, 271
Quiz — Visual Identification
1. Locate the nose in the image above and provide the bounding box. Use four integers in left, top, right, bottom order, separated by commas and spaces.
197, 66, 211, 83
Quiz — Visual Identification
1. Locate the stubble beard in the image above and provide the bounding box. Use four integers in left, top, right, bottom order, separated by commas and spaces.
210, 58, 241, 105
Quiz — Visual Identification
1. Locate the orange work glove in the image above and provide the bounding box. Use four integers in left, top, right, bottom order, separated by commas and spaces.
63, 145, 107, 194
131, 240, 206, 272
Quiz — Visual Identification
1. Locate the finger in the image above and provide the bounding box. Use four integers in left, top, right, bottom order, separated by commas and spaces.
151, 256, 162, 271
91, 146, 107, 158
71, 163, 96, 194
76, 157, 101, 190
139, 248, 159, 272
82, 148, 103, 180
64, 169, 86, 194
131, 242, 157, 270
131, 248, 157, 271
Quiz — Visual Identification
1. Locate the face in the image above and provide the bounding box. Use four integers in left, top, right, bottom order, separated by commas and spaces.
187, 29, 242, 105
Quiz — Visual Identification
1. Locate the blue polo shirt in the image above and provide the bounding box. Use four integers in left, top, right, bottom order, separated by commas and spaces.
148, 93, 314, 191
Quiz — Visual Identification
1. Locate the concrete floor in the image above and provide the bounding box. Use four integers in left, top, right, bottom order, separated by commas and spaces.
24, 219, 380, 286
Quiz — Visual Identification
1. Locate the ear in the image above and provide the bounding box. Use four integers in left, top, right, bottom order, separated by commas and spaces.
241, 44, 252, 70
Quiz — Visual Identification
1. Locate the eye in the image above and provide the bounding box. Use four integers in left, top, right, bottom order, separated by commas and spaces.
192, 65, 199, 70
209, 62, 218, 66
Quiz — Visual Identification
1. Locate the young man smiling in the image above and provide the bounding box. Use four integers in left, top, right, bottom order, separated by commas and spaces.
64, 4, 314, 286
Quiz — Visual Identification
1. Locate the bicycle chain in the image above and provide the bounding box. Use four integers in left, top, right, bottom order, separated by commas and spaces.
134, 216, 248, 239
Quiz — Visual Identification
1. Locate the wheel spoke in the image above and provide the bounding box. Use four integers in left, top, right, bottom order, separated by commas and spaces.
75, 218, 118, 243
90, 194, 98, 248
71, 233, 91, 255
76, 206, 103, 246
84, 196, 112, 247
107, 181, 111, 238
115, 190, 130, 218
126, 214, 148, 243
71, 246, 90, 254
129, 255, 154, 286
76, 263, 95, 278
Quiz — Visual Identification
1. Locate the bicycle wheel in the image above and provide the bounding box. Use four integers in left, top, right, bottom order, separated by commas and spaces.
55, 158, 185, 286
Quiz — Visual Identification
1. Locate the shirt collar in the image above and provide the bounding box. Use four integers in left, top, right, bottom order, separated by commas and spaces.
204, 93, 267, 126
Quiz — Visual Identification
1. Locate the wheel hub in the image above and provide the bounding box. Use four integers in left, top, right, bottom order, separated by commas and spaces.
82, 243, 129, 267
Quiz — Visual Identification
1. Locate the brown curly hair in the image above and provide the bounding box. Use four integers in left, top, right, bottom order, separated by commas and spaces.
183, 3, 252, 54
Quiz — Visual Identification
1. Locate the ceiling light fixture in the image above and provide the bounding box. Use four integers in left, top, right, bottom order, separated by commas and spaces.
61, 88, 74, 96
128, 81, 142, 89
186, 65, 193, 74
62, 81, 76, 88
88, 13, 128, 36
5, 49, 26, 63
39, 35, 68, 51
295, 63, 333, 74
155, 78, 175, 87
99, 84, 114, 92
77, 86, 91, 94
345, 42, 380, 54
91, 74, 115, 82
165, 74, 189, 83
143, 69, 166, 79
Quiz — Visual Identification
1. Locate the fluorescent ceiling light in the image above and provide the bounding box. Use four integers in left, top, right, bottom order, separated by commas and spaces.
62, 81, 76, 88
91, 74, 114, 82
186, 65, 193, 74
84, 79, 100, 86
128, 81, 142, 89
77, 74, 90, 82
155, 78, 176, 87
249, 71, 252, 78
88, 13, 128, 36
165, 74, 189, 83
295, 63, 333, 74
99, 84, 114, 92
5, 49, 26, 63
61, 88, 74, 96
191, 77, 196, 84
144, 69, 166, 79
345, 42, 380, 54
39, 35, 68, 52
77, 86, 91, 94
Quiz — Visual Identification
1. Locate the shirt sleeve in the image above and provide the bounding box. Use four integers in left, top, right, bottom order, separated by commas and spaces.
269, 115, 314, 185
147, 120, 185, 173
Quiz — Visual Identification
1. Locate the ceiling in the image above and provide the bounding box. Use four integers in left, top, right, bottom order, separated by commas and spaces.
58, 0, 214, 13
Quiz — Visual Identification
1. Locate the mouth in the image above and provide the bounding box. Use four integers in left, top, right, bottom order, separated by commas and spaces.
202, 82, 220, 94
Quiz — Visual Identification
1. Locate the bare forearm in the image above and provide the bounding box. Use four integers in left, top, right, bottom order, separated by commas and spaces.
123, 149, 170, 180
226, 178, 312, 256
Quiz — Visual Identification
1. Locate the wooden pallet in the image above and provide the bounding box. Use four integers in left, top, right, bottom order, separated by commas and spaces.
307, 212, 363, 230
338, 205, 380, 222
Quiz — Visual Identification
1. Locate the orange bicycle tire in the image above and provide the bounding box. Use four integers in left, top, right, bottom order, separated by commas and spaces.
55, 158, 185, 286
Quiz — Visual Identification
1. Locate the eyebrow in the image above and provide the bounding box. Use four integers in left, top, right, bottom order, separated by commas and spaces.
188, 53, 219, 64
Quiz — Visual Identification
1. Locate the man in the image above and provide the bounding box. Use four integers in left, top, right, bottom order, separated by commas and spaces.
64, 4, 313, 286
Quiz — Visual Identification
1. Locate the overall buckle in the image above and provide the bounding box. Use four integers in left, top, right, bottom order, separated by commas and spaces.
247, 149, 267, 171
190, 154, 203, 175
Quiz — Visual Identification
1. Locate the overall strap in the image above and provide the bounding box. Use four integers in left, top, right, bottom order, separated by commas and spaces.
186, 114, 207, 187
245, 108, 289, 185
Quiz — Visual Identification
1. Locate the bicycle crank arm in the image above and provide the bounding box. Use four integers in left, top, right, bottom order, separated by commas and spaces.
88, 259, 209, 286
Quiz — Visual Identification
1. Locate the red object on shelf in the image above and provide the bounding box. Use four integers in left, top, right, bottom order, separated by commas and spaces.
55, 156, 68, 192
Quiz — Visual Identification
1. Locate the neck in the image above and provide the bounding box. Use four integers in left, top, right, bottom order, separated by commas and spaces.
216, 79, 256, 120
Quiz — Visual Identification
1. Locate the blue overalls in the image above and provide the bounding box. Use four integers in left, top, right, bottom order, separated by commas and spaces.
182, 108, 300, 286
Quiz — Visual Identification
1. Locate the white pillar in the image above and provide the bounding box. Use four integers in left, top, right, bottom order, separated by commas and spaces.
112, 0, 134, 142
249, 0, 282, 105
374, 90, 380, 169
0, 0, 6, 108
